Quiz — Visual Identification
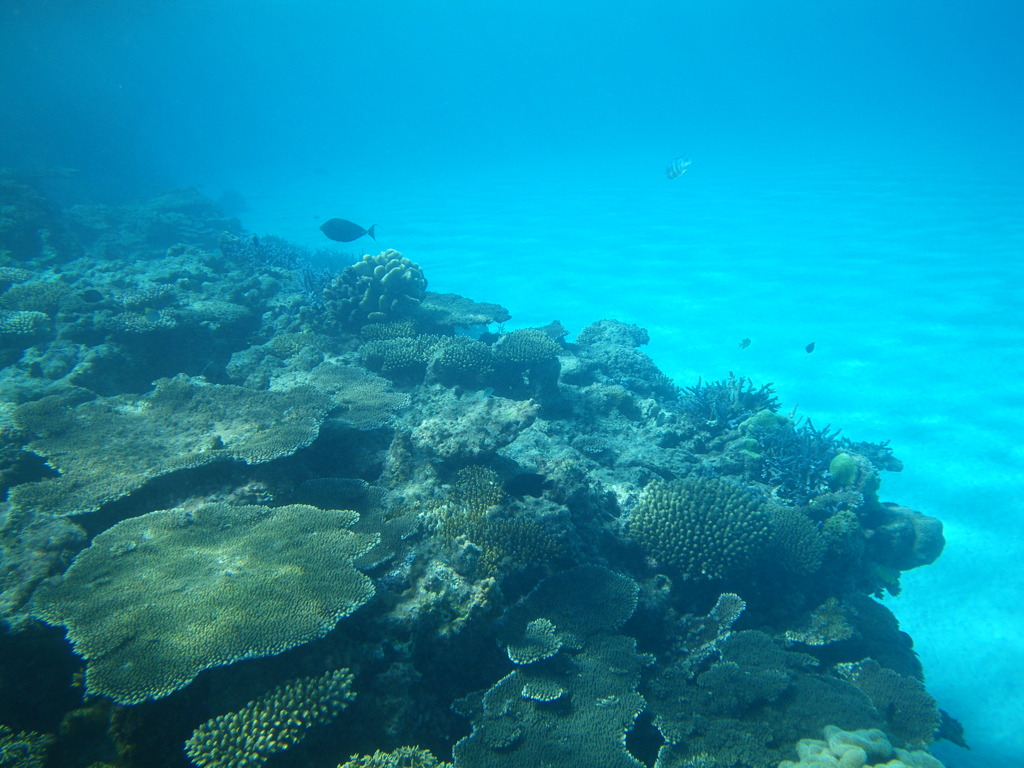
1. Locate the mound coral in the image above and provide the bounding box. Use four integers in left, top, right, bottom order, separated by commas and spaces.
778, 725, 944, 768
185, 668, 356, 768
628, 477, 770, 580
32, 504, 376, 704
324, 250, 427, 327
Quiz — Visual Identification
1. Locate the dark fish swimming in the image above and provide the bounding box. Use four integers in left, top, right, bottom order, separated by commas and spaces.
738, 338, 751, 349
320, 218, 376, 242
805, 342, 816, 353
665, 154, 692, 179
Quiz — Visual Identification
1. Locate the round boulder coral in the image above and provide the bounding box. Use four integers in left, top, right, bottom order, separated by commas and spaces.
628, 477, 770, 580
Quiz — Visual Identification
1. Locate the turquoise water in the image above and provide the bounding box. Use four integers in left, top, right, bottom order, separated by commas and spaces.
3, 1, 1023, 766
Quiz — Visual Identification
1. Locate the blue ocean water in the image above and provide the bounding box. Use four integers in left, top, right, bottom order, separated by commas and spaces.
2, 1, 1023, 766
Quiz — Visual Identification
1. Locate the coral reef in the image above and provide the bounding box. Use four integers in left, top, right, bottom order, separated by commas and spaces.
32, 504, 376, 703
0, 185, 958, 768
185, 668, 356, 768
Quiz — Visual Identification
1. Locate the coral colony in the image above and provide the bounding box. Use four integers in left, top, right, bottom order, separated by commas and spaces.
0, 177, 954, 767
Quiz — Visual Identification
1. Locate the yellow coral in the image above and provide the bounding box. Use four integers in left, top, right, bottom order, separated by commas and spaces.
185, 668, 355, 768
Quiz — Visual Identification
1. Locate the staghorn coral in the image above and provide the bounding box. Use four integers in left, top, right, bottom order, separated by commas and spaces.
778, 725, 944, 768
0, 309, 49, 340
628, 477, 770, 580
360, 335, 442, 381
339, 746, 452, 768
681, 375, 780, 434
185, 668, 356, 768
0, 278, 68, 313
427, 336, 495, 387
9, 375, 333, 516
324, 250, 427, 328
32, 504, 376, 704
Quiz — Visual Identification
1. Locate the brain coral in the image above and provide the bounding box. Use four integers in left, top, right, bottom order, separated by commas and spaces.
628, 477, 770, 580
185, 668, 356, 768
32, 504, 377, 704
10, 375, 333, 516
324, 249, 427, 327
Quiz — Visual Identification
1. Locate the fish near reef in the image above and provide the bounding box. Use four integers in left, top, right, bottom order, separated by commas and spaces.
665, 154, 692, 179
320, 218, 376, 243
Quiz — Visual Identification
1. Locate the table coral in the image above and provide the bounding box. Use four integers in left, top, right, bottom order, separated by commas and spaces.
32, 504, 376, 704
9, 375, 333, 515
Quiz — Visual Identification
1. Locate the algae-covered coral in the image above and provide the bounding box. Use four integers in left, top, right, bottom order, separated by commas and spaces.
0, 185, 955, 768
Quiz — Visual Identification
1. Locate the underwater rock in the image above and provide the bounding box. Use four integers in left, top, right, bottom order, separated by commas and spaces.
411, 389, 539, 464
32, 504, 376, 704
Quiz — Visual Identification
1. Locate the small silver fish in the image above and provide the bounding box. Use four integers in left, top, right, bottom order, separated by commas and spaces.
665, 154, 692, 179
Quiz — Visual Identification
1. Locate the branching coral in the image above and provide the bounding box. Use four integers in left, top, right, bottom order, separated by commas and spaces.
185, 668, 356, 768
